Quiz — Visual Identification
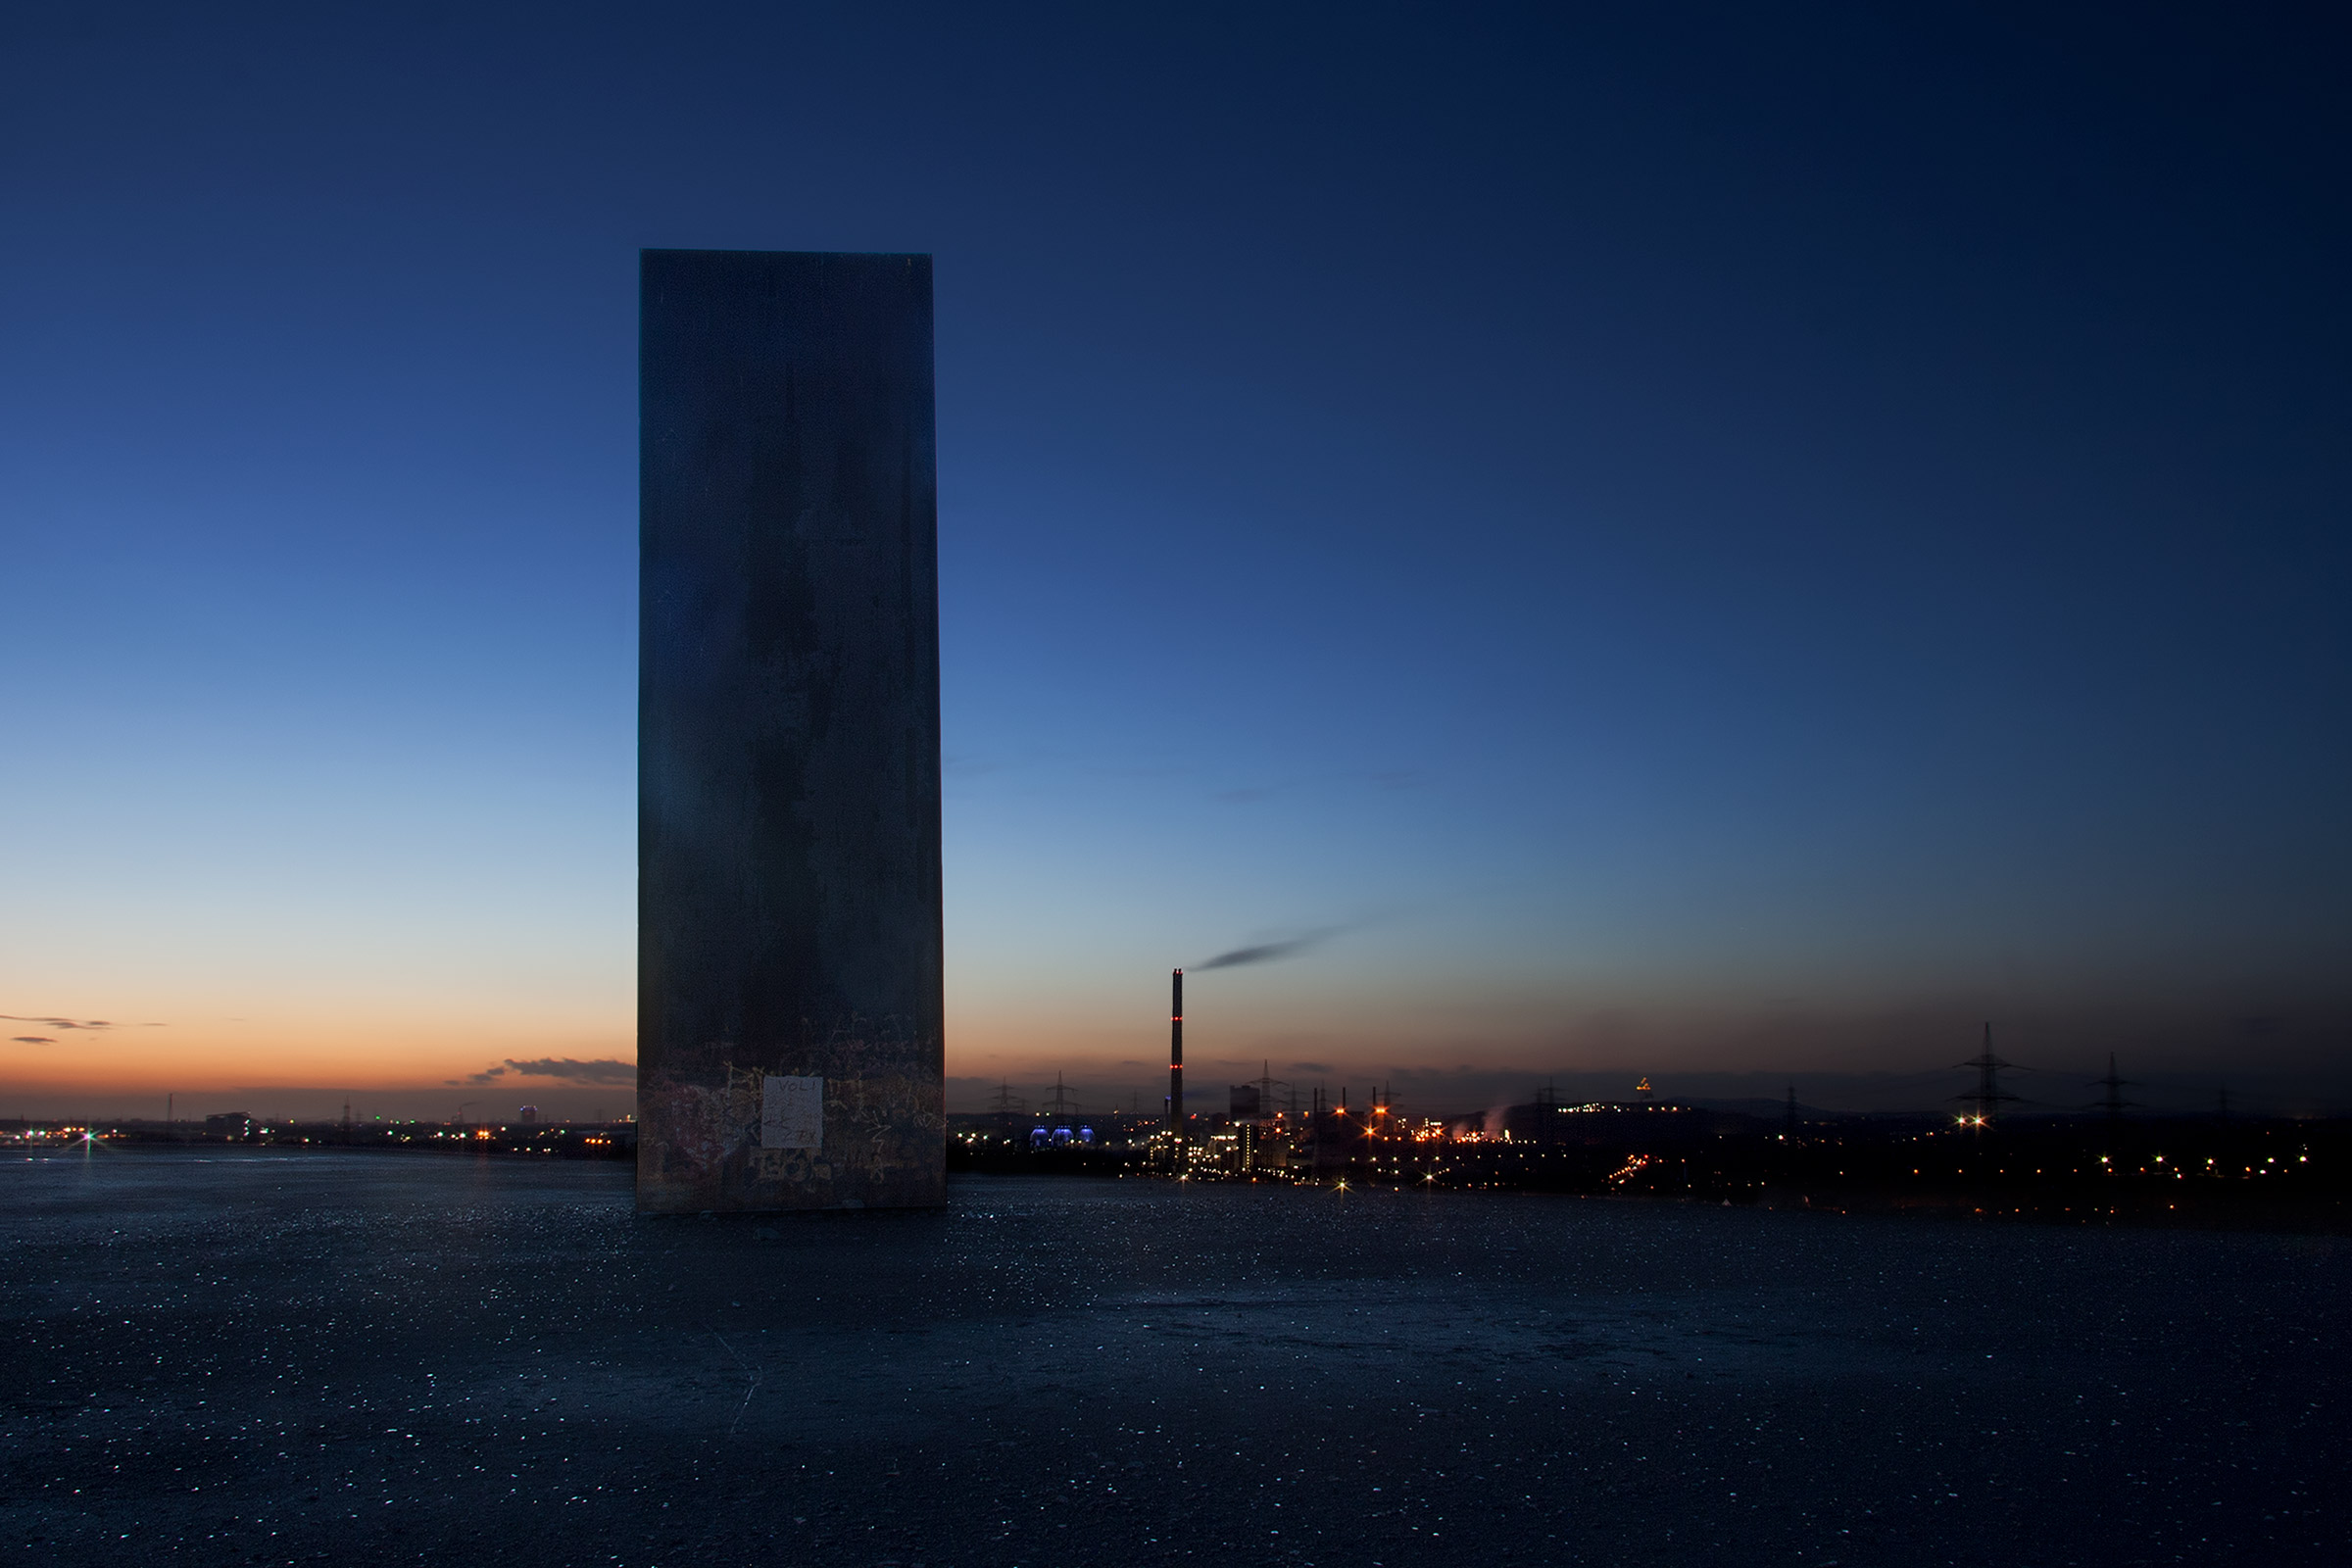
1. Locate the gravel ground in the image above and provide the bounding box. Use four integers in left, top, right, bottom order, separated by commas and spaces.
5, 1150, 2346, 1565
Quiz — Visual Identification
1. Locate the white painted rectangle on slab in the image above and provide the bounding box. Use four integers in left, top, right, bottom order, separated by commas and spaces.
760, 1074, 823, 1150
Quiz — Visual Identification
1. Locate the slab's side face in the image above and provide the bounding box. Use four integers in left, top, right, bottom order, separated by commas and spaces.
638, 249, 943, 1212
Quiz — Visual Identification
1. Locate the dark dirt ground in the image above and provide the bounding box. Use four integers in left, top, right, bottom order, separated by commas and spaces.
5, 1150, 2346, 1565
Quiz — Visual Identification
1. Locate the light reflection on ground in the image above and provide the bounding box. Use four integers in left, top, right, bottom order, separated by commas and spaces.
5, 1152, 2344, 1564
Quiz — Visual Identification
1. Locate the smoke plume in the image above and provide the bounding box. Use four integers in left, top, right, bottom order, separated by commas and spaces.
1196, 927, 1345, 970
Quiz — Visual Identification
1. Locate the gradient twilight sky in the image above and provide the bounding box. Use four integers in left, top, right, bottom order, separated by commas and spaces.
5, 3, 2349, 1120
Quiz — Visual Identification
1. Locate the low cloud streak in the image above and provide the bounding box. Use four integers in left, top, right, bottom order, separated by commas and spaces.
451, 1056, 636, 1087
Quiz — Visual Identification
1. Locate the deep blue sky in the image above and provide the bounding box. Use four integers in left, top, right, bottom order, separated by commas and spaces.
5, 2, 2348, 1115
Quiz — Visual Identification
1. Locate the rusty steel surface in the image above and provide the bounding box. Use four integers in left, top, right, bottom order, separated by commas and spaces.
637, 248, 944, 1212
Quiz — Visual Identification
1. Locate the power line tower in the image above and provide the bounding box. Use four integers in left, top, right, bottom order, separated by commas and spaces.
1309, 1084, 1324, 1181
989, 1080, 1027, 1141
1041, 1071, 1081, 1124
1783, 1084, 1798, 1140
1534, 1077, 1560, 1147
1953, 1022, 2021, 1129
2088, 1054, 2139, 1120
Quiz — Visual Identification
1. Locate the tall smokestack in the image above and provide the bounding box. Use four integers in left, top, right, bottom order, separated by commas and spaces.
1169, 968, 1184, 1151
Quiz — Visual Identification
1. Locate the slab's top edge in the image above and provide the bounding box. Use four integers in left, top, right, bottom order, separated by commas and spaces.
640, 247, 931, 260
